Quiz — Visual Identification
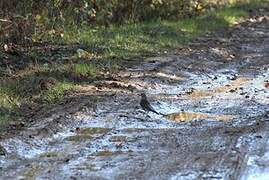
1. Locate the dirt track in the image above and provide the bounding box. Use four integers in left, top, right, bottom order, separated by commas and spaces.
0, 12, 268, 180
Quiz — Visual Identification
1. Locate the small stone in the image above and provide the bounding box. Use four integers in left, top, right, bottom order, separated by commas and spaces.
64, 158, 70, 163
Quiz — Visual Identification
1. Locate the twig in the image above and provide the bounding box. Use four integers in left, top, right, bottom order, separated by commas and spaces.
0, 19, 12, 23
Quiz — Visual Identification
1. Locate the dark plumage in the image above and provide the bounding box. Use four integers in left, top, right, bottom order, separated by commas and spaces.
140, 93, 161, 115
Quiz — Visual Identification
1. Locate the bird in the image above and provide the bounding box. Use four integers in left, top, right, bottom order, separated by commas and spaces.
140, 93, 163, 115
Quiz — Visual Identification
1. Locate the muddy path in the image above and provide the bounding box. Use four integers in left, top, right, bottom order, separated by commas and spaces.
0, 13, 269, 180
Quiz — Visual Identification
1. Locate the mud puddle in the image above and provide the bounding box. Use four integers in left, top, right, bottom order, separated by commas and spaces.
0, 68, 267, 179
0, 14, 269, 179
165, 111, 236, 122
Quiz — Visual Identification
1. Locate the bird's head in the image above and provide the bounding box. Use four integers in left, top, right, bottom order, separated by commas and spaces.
140, 93, 147, 100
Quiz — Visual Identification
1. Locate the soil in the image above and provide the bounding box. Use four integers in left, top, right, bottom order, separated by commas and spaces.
0, 9, 268, 180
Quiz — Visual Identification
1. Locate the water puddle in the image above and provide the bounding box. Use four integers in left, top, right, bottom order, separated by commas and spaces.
65, 127, 112, 142
164, 112, 236, 122
94, 150, 130, 157
188, 77, 250, 99
155, 72, 184, 81
38, 151, 63, 158
110, 135, 135, 143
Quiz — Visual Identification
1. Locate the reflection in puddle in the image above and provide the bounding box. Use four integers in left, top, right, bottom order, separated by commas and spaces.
77, 127, 112, 135
71, 162, 98, 171
165, 112, 209, 122
94, 150, 133, 157
156, 72, 183, 81
38, 151, 62, 158
95, 150, 124, 157
189, 77, 250, 99
164, 112, 235, 122
110, 136, 128, 142
65, 135, 93, 142
65, 127, 112, 142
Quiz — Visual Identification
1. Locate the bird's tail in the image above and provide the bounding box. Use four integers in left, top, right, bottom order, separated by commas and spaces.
157, 111, 165, 116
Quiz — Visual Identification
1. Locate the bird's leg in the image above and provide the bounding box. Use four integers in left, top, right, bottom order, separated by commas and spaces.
140, 109, 150, 118
145, 111, 151, 118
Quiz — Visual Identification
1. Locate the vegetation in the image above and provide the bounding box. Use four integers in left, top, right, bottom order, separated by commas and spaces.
0, 0, 268, 129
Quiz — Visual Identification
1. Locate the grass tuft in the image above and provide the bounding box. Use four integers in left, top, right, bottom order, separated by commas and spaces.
73, 63, 97, 78
43, 82, 75, 103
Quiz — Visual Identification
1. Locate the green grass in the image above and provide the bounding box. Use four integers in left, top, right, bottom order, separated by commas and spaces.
0, 62, 97, 119
43, 81, 75, 103
0, 64, 78, 124
0, 86, 21, 125
0, 111, 13, 129
214, 8, 248, 24
37, 0, 264, 61
0, 81, 21, 112
73, 63, 97, 78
